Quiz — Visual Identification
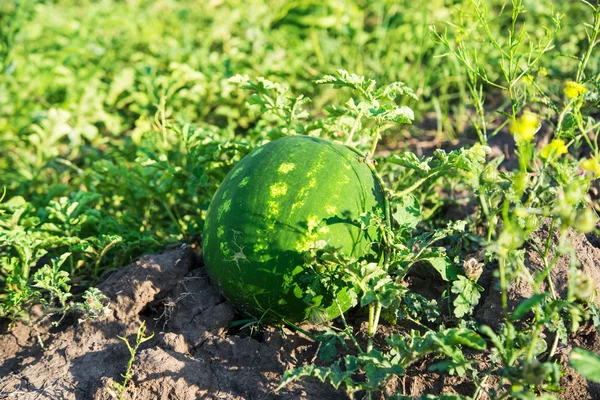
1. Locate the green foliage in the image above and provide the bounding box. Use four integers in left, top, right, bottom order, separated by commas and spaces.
315, 68, 416, 153
279, 327, 485, 395
451, 275, 484, 318
570, 348, 600, 384
229, 75, 311, 137
397, 292, 440, 325
1, 0, 600, 398
32, 253, 72, 311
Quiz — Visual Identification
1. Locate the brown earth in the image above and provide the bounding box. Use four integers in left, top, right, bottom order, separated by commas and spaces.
1, 224, 600, 399
0, 247, 345, 399
476, 220, 600, 329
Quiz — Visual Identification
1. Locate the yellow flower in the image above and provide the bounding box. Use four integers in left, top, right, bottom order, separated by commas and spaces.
510, 111, 539, 143
537, 67, 548, 77
564, 81, 586, 99
581, 157, 600, 177
523, 74, 534, 85
540, 139, 568, 159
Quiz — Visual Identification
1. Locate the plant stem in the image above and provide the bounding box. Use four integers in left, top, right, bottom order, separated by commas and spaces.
159, 94, 168, 148
335, 300, 364, 354
526, 323, 543, 361
346, 110, 363, 145
576, 3, 600, 82
369, 125, 381, 158
116, 322, 154, 400
373, 303, 382, 335
394, 171, 442, 199
405, 315, 430, 331
499, 257, 508, 313
93, 237, 122, 278
473, 374, 490, 400
367, 302, 383, 338
548, 330, 561, 359
368, 303, 375, 336
161, 199, 186, 236
282, 319, 317, 341
556, 98, 576, 135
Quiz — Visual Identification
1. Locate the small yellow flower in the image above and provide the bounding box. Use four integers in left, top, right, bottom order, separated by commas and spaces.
523, 74, 534, 85
539, 139, 568, 159
510, 111, 539, 143
537, 67, 548, 77
581, 157, 600, 177
564, 81, 586, 99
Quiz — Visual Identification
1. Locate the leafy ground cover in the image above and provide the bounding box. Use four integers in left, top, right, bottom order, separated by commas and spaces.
1, 0, 600, 398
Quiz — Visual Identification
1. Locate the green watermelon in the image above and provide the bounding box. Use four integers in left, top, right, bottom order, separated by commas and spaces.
202, 135, 386, 323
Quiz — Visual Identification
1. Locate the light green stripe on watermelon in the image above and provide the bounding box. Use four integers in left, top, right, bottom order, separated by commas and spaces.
202, 135, 386, 323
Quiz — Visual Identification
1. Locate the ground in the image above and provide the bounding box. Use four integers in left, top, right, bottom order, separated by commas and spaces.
1, 223, 600, 399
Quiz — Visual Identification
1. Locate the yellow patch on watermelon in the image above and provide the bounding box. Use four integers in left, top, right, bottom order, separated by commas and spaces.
278, 162, 295, 174
217, 198, 232, 220
267, 200, 280, 218
238, 176, 250, 188
230, 168, 244, 179
291, 200, 304, 211
306, 159, 324, 178
254, 241, 267, 253
307, 215, 320, 232
270, 182, 288, 197
220, 242, 232, 257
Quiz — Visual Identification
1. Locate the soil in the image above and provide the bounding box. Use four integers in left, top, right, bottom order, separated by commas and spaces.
1, 224, 600, 399
0, 247, 345, 399
476, 220, 600, 329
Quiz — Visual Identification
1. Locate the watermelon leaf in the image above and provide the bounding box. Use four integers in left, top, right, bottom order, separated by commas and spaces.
392, 195, 421, 231
423, 256, 458, 281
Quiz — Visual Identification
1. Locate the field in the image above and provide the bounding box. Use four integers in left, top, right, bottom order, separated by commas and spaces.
1, 0, 600, 398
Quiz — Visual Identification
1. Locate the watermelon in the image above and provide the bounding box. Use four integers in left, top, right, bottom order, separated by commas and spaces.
202, 135, 386, 323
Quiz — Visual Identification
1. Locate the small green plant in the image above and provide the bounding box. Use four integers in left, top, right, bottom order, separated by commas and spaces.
111, 321, 155, 400
315, 69, 416, 152
279, 327, 486, 397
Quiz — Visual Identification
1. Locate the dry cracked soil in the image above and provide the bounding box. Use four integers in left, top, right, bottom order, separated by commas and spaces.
1, 222, 600, 399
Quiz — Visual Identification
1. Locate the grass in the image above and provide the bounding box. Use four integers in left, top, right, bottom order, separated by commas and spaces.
1, 0, 600, 398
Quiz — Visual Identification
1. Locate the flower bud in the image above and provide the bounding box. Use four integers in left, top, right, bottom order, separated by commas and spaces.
575, 208, 597, 233
522, 359, 550, 387
480, 164, 498, 184
524, 214, 540, 232
575, 271, 596, 301
463, 258, 483, 281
